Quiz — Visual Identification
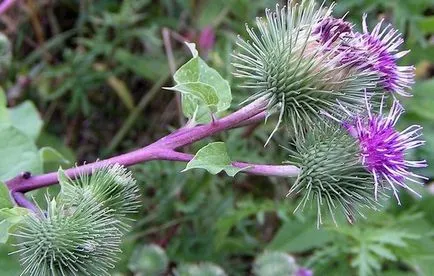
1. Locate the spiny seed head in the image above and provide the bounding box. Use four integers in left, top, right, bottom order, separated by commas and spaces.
253, 251, 297, 276
14, 197, 122, 276
233, 0, 377, 136
174, 263, 227, 276
59, 164, 140, 229
286, 122, 381, 226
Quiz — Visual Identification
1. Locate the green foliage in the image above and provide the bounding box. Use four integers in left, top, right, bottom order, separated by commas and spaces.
0, 206, 29, 244
0, 184, 29, 244
39, 147, 70, 167
184, 142, 243, 176
0, 33, 11, 72
1, 0, 433, 275
168, 43, 232, 123
253, 251, 297, 276
0, 126, 42, 181
7, 101, 42, 140
0, 90, 44, 181
307, 210, 434, 276
128, 244, 168, 276
267, 215, 332, 253
174, 262, 227, 276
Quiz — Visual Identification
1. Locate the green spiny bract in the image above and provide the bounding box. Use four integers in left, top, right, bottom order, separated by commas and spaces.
128, 244, 169, 276
253, 251, 297, 276
59, 164, 140, 229
233, 0, 377, 136
286, 122, 381, 226
174, 263, 227, 276
14, 197, 122, 276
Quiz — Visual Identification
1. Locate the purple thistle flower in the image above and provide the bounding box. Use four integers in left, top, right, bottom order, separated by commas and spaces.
341, 96, 427, 202
198, 26, 215, 54
345, 15, 415, 96
313, 16, 353, 45
296, 267, 313, 276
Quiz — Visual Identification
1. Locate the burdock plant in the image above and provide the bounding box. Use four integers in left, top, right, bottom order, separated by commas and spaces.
1, 0, 427, 275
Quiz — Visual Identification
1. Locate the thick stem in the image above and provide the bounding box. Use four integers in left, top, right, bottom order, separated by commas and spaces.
7, 146, 165, 193
157, 150, 300, 177
0, 0, 17, 14
6, 97, 271, 195
12, 192, 39, 213
155, 97, 268, 149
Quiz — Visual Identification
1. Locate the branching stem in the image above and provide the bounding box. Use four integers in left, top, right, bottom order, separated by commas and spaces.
5, 97, 299, 209
0, 0, 17, 14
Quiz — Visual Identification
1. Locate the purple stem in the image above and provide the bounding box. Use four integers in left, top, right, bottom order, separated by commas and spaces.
155, 97, 268, 149
0, 0, 17, 14
6, 97, 281, 198
12, 192, 38, 213
158, 150, 300, 177
6, 147, 166, 193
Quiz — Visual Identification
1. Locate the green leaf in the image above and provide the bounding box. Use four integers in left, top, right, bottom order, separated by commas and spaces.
0, 243, 21, 275
0, 184, 12, 209
0, 87, 5, 108
0, 126, 42, 181
39, 147, 71, 166
128, 244, 168, 275
404, 79, 434, 121
183, 142, 243, 177
37, 132, 76, 164
0, 87, 8, 126
368, 244, 396, 261
114, 49, 169, 81
169, 43, 231, 123
214, 200, 277, 250
418, 16, 434, 34
267, 217, 332, 253
168, 82, 219, 113
0, 207, 29, 243
8, 101, 43, 140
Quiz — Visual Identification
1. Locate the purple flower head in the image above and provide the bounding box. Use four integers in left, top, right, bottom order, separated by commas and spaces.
345, 15, 415, 96
313, 16, 353, 45
198, 26, 215, 54
296, 267, 313, 276
341, 96, 427, 202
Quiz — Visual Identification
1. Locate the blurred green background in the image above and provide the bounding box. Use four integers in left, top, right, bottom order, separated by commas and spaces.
1, 0, 434, 275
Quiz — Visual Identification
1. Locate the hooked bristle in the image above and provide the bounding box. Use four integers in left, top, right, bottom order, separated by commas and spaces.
59, 164, 140, 230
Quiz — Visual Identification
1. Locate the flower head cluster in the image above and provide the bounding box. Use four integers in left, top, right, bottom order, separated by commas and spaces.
235, 1, 426, 223
233, 0, 377, 137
